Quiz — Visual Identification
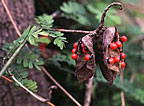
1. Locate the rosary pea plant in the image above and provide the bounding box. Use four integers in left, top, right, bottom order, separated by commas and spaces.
1, 1, 144, 106
1, 14, 67, 92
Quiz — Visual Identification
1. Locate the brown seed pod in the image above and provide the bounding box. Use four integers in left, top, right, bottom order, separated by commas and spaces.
93, 3, 123, 85
75, 34, 96, 83
94, 27, 124, 85
74, 2, 124, 84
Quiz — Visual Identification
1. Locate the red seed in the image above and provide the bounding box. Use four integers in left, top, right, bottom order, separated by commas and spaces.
121, 62, 126, 68
121, 52, 126, 59
121, 36, 127, 42
116, 41, 122, 47
40, 43, 46, 52
85, 54, 90, 61
83, 48, 87, 53
72, 48, 76, 53
71, 53, 78, 60
114, 56, 120, 63
73, 42, 78, 48
81, 43, 85, 48
108, 58, 115, 65
110, 43, 117, 50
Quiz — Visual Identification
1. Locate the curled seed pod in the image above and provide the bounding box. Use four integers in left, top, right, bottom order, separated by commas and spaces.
75, 34, 96, 83
94, 27, 124, 85
93, 27, 118, 85
93, 3, 123, 85
74, 2, 124, 85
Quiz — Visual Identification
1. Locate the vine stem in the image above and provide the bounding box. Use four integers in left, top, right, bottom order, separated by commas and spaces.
1, 75, 13, 83
0, 40, 26, 77
41, 66, 82, 106
1, 0, 82, 106
8, 71, 55, 106
1, 0, 21, 37
50, 10, 61, 18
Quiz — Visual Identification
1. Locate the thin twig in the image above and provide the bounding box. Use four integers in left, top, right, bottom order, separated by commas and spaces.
51, 11, 61, 18
1, 72, 55, 106
0, 40, 26, 77
41, 66, 82, 106
9, 72, 55, 106
52, 28, 93, 34
1, 1, 82, 105
120, 71, 125, 106
1, 75, 13, 83
83, 76, 94, 106
1, 0, 21, 37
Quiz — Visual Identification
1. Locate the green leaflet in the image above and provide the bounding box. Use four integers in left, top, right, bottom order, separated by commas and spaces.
37, 37, 51, 44
23, 59, 29, 68
35, 14, 54, 29
28, 61, 33, 69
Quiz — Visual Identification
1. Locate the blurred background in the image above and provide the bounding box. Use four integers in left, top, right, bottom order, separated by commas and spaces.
0, 0, 144, 106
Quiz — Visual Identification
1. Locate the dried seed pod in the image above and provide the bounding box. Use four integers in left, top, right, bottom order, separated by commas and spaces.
93, 27, 124, 85
75, 34, 96, 83
93, 3, 123, 85
101, 27, 123, 84
74, 2, 124, 85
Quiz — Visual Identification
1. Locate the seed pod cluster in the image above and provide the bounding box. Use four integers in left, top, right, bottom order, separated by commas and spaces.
72, 2, 127, 84
72, 35, 96, 83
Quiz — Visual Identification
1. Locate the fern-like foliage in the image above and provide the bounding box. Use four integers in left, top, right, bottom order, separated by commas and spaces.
10, 64, 38, 92
2, 26, 45, 92
60, 1, 91, 25
47, 53, 75, 67
2, 14, 68, 92
60, 1, 122, 26
87, 2, 122, 26
95, 68, 144, 104
35, 14, 54, 29
16, 48, 44, 71
35, 14, 67, 50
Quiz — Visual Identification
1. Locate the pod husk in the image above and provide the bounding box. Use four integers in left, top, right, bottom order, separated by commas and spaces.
75, 34, 96, 83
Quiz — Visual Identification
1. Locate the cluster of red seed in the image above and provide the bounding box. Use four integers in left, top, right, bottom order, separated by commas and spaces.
108, 36, 127, 68
71, 42, 93, 61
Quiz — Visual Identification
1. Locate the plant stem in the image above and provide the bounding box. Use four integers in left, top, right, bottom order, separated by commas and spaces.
100, 2, 122, 25
120, 71, 125, 106
83, 76, 94, 106
1, 75, 13, 83
1, 0, 21, 37
51, 11, 61, 18
0, 40, 26, 77
52, 28, 93, 34
41, 66, 82, 106
9, 71, 55, 106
